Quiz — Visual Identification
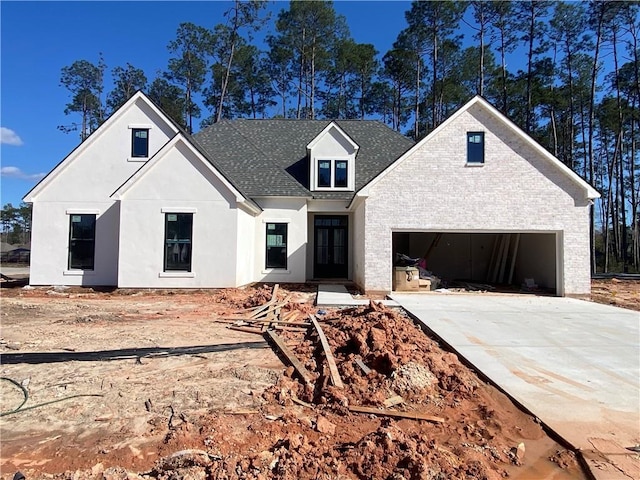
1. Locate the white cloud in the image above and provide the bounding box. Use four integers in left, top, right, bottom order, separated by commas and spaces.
1, 166, 45, 181
0, 127, 24, 146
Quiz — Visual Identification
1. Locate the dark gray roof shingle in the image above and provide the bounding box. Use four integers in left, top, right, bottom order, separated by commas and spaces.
192, 119, 414, 200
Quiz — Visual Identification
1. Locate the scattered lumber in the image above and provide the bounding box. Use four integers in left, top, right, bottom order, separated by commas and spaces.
348, 405, 445, 423
265, 329, 314, 386
227, 325, 264, 335
309, 314, 344, 389
218, 317, 310, 327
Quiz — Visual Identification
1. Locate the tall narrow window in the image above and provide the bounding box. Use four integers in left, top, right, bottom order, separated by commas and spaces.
132, 128, 149, 158
334, 160, 348, 187
68, 214, 96, 270
265, 223, 287, 269
164, 213, 193, 271
317, 160, 331, 187
467, 132, 484, 164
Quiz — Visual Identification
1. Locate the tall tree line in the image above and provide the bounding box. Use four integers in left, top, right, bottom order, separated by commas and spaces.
58, 0, 639, 273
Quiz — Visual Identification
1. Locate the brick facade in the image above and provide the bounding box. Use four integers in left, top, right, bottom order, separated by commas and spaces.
362, 103, 593, 295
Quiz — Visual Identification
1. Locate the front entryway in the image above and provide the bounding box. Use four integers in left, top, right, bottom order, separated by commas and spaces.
314, 216, 348, 278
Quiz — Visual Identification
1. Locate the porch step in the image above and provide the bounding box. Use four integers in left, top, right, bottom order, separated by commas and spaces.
316, 284, 399, 308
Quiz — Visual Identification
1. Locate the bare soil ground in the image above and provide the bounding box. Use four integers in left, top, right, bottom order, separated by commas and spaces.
590, 278, 640, 312
1, 285, 585, 479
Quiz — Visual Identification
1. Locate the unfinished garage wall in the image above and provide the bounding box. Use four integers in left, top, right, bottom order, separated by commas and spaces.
364, 102, 592, 295
393, 232, 558, 291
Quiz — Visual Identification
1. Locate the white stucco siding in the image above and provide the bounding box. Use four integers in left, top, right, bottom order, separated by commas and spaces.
117, 144, 240, 288
364, 104, 592, 295
253, 197, 308, 283
27, 97, 177, 287
28, 201, 120, 286
33, 100, 175, 203
236, 208, 256, 287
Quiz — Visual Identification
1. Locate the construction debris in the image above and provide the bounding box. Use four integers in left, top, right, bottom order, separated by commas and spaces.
264, 329, 314, 387
309, 314, 344, 389
1, 284, 587, 480
348, 404, 445, 423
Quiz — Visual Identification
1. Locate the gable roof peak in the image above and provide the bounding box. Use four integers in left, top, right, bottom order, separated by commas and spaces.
306, 120, 359, 151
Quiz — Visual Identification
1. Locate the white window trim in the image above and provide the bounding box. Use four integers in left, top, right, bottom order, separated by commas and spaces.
158, 272, 196, 278
312, 156, 355, 191
63, 269, 96, 276
161, 210, 195, 275
66, 209, 100, 215
263, 219, 290, 271
261, 268, 292, 275
162, 207, 198, 213
128, 125, 153, 162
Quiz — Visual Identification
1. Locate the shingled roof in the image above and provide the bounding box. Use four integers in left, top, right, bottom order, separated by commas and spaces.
192, 119, 414, 200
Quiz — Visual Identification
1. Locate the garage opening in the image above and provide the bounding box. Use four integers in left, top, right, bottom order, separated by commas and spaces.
392, 232, 559, 295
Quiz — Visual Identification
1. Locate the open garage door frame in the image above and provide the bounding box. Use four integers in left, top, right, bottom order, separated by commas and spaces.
391, 230, 564, 296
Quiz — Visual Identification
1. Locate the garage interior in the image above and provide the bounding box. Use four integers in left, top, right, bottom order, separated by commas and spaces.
392, 232, 559, 294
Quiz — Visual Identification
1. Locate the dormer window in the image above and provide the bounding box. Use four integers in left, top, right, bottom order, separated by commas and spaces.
316, 159, 351, 189
307, 122, 359, 192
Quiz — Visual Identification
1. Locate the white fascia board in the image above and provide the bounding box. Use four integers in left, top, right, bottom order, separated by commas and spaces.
347, 192, 367, 210
24, 92, 178, 202
306, 121, 360, 151
358, 95, 600, 201
238, 199, 262, 216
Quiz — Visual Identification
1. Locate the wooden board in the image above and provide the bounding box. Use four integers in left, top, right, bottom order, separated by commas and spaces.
348, 405, 444, 423
265, 329, 314, 386
309, 314, 344, 389
355, 358, 371, 375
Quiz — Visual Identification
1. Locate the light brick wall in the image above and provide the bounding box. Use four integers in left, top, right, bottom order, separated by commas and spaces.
364, 104, 592, 295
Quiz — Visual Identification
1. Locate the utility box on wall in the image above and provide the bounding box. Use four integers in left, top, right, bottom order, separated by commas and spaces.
393, 267, 419, 291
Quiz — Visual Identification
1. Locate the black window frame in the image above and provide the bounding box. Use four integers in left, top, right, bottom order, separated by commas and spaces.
265, 222, 288, 270
164, 213, 193, 272
131, 128, 149, 158
334, 160, 348, 187
317, 160, 332, 188
467, 132, 485, 164
68, 214, 96, 270
316, 159, 350, 189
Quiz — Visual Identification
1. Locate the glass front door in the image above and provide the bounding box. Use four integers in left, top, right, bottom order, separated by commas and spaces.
314, 216, 348, 278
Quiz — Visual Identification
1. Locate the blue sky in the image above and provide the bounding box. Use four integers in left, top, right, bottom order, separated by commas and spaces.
0, 0, 414, 207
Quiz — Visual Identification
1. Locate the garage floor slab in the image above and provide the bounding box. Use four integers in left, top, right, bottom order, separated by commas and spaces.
390, 293, 640, 479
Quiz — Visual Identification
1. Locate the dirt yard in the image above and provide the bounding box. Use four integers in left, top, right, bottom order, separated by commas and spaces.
590, 278, 640, 311
1, 285, 587, 479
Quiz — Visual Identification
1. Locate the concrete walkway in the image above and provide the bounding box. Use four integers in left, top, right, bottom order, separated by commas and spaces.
391, 293, 640, 479
316, 284, 399, 308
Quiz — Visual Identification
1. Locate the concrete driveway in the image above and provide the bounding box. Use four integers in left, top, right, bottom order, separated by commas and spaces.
390, 293, 640, 479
